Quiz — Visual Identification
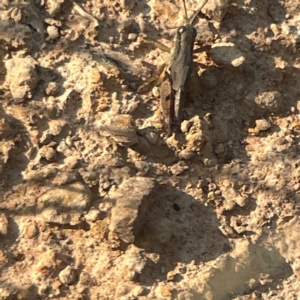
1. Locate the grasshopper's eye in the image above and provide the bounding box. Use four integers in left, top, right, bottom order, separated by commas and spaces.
178, 26, 186, 34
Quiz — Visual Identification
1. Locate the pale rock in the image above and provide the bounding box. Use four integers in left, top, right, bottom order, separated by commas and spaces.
0, 288, 10, 299
296, 101, 300, 112
33, 249, 57, 278
167, 270, 179, 281
85, 209, 100, 222
99, 201, 113, 212
46, 0, 64, 16
109, 177, 159, 243
0, 141, 14, 163
59, 266, 78, 285
255, 119, 271, 131
57, 140, 69, 153
131, 285, 147, 297
152, 86, 160, 98
10, 8, 22, 22
0, 115, 13, 140
65, 136, 74, 147
134, 161, 149, 174
170, 161, 189, 176
52, 170, 79, 185
4, 56, 38, 102
270, 23, 280, 36
22, 165, 58, 182
128, 33, 137, 41
45, 81, 60, 96
178, 149, 196, 160
39, 145, 57, 161
99, 114, 138, 146
0, 214, 8, 235
64, 156, 80, 169
157, 284, 173, 299
255, 91, 282, 112
212, 254, 235, 271
47, 25, 59, 39
0, 250, 8, 266
24, 223, 39, 239
121, 245, 147, 280
78, 272, 92, 286
37, 182, 91, 225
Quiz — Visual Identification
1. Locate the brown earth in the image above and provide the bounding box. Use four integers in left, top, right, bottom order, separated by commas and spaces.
0, 0, 300, 299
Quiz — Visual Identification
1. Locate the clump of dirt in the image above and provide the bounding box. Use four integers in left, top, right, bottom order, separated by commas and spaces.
0, 0, 300, 299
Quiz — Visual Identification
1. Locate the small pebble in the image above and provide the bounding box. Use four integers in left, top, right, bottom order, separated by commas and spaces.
25, 223, 39, 239
39, 146, 57, 161
134, 161, 149, 174
59, 266, 77, 285
293, 183, 300, 191
47, 25, 59, 39
170, 162, 189, 176
99, 202, 112, 212
178, 149, 196, 160
158, 284, 172, 298
65, 136, 74, 147
128, 33, 138, 41
270, 23, 280, 37
152, 86, 160, 98
167, 270, 178, 281
147, 253, 160, 264
255, 119, 271, 131
45, 82, 59, 96
85, 209, 100, 222
177, 264, 187, 274
0, 214, 8, 235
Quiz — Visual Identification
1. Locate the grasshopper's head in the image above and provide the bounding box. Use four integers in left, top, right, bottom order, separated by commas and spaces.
177, 25, 197, 44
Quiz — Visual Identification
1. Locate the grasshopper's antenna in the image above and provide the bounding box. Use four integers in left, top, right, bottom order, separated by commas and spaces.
182, 0, 188, 24
189, 0, 208, 25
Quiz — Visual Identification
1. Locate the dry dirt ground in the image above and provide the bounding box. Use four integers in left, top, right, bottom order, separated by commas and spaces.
0, 0, 300, 299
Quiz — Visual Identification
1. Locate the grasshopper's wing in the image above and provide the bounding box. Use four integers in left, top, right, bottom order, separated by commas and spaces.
170, 64, 191, 91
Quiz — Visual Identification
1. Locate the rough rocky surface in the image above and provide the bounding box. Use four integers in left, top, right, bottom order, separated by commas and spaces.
0, 0, 300, 299
109, 177, 159, 243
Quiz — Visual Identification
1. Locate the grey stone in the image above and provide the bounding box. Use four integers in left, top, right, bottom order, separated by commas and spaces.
109, 177, 159, 243
211, 43, 245, 67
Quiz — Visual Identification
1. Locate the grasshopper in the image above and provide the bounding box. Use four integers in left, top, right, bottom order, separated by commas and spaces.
160, 0, 208, 134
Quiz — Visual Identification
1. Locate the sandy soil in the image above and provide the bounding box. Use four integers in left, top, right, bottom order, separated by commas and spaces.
0, 0, 300, 299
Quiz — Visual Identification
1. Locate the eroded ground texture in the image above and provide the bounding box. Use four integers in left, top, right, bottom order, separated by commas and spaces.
0, 0, 300, 299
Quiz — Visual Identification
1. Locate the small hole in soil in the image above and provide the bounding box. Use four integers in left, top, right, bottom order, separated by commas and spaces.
173, 203, 180, 211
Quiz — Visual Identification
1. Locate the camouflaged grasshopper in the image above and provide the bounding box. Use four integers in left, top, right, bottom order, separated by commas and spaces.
161, 0, 208, 134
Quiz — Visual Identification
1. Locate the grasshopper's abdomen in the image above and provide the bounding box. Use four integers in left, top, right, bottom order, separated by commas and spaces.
173, 88, 186, 126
